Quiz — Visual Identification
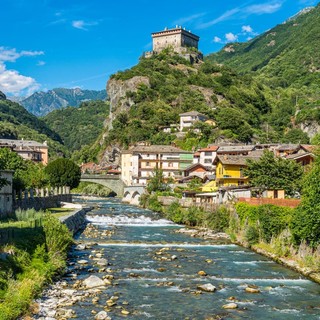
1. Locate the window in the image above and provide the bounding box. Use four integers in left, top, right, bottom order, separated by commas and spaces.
168, 162, 173, 167
204, 152, 212, 156
204, 159, 212, 164
146, 162, 150, 167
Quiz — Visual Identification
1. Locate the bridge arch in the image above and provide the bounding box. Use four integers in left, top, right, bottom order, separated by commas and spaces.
80, 174, 125, 197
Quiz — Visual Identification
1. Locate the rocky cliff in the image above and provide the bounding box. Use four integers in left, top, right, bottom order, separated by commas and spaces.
106, 76, 150, 129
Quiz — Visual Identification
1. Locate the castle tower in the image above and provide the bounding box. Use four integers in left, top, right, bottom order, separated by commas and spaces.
151, 26, 199, 53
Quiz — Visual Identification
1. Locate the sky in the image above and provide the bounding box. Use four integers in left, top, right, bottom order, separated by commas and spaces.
0, 0, 318, 97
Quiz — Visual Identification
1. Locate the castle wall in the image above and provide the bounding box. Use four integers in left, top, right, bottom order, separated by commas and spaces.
152, 28, 199, 52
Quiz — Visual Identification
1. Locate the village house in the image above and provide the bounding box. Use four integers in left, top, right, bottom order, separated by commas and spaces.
0, 139, 49, 165
214, 150, 263, 187
179, 111, 207, 132
121, 145, 193, 186
193, 145, 218, 168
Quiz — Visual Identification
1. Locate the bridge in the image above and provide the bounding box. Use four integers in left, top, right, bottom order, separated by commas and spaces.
80, 174, 126, 197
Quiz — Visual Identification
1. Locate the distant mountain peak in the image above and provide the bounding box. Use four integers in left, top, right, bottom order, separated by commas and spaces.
286, 6, 314, 23
19, 87, 107, 117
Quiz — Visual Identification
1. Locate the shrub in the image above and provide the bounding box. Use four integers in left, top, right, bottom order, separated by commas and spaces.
245, 225, 260, 245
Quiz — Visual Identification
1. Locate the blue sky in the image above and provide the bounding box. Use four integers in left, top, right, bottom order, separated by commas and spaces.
0, 0, 318, 97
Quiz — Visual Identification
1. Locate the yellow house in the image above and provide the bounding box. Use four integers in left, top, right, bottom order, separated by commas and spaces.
215, 155, 248, 187
213, 152, 262, 187
201, 180, 217, 192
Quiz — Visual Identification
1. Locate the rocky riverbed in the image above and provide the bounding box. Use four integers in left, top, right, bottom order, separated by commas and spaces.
29, 198, 320, 319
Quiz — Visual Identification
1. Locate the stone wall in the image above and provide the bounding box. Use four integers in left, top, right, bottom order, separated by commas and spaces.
14, 194, 72, 211
0, 170, 13, 218
59, 207, 91, 235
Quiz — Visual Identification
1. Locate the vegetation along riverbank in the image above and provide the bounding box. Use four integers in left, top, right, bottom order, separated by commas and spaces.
0, 210, 74, 320
140, 154, 320, 284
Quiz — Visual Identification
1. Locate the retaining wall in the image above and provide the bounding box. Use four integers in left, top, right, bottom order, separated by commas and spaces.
14, 194, 72, 211
59, 207, 91, 235
59, 207, 92, 234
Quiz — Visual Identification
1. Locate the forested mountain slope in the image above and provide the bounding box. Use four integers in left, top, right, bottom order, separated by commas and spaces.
206, 4, 320, 142
0, 91, 67, 156
43, 100, 109, 153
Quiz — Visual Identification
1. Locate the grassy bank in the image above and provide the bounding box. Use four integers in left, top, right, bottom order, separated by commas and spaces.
0, 211, 73, 320
140, 193, 320, 284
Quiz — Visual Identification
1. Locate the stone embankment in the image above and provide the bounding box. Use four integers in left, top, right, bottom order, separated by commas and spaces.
59, 203, 92, 235
250, 244, 320, 284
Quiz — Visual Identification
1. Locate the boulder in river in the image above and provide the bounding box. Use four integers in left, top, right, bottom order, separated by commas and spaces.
197, 283, 216, 292
223, 302, 238, 309
82, 275, 106, 289
94, 310, 111, 319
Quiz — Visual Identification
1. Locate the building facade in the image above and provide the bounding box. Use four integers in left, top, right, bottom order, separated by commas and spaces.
151, 27, 199, 53
121, 145, 193, 186
179, 111, 207, 132
0, 139, 49, 165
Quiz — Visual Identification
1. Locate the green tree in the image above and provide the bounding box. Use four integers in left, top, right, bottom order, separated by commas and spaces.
45, 158, 81, 189
244, 150, 304, 196
146, 168, 168, 193
0, 147, 29, 190
291, 153, 320, 247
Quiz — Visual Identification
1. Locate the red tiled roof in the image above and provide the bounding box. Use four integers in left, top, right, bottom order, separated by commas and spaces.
198, 145, 218, 152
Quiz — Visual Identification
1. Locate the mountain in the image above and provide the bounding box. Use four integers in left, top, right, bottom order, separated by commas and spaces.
43, 100, 110, 159
206, 5, 319, 81
0, 91, 67, 156
19, 88, 107, 116
95, 48, 273, 165
206, 4, 320, 141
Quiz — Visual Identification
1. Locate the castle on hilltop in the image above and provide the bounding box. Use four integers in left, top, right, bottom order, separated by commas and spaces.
145, 26, 202, 61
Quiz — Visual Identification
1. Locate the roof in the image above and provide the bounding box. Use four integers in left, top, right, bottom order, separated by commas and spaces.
198, 145, 219, 152
122, 145, 192, 155
217, 145, 255, 153
301, 145, 316, 153
276, 144, 300, 152
179, 111, 206, 117
286, 152, 314, 161
152, 27, 199, 41
184, 163, 209, 172
215, 151, 263, 166
0, 138, 48, 148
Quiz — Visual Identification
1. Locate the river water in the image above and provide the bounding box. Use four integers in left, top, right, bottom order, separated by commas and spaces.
42, 198, 320, 319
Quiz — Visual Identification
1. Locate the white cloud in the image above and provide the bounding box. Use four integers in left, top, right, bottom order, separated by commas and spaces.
213, 36, 222, 43
0, 47, 43, 96
242, 25, 253, 33
37, 61, 46, 66
72, 20, 98, 31
173, 13, 206, 26
245, 2, 282, 15
0, 63, 40, 95
225, 32, 238, 42
197, 8, 240, 29
0, 47, 44, 63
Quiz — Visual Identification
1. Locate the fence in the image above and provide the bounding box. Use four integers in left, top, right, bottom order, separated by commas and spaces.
238, 197, 301, 208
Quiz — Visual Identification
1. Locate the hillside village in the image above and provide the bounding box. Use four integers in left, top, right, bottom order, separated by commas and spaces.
1, 5, 320, 318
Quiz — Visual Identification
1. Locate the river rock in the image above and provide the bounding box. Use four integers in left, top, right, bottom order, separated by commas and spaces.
245, 287, 260, 293
78, 259, 89, 265
198, 270, 207, 276
197, 283, 216, 292
96, 258, 108, 266
75, 244, 87, 250
94, 310, 110, 319
82, 275, 106, 289
223, 302, 238, 309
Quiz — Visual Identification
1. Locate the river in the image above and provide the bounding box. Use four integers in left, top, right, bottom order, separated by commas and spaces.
35, 198, 320, 319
